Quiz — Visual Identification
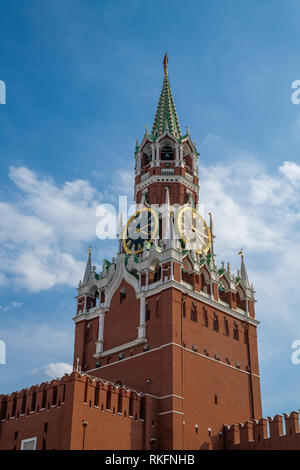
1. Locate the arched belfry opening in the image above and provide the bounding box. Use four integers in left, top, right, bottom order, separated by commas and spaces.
161, 145, 174, 160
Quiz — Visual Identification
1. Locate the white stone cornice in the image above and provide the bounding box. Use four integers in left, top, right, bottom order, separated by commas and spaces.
135, 174, 198, 195
73, 306, 109, 323
87, 341, 260, 378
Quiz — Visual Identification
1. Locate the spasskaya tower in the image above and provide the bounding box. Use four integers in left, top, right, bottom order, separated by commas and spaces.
73, 54, 262, 450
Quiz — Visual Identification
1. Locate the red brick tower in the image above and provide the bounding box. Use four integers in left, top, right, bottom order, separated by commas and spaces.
73, 54, 262, 450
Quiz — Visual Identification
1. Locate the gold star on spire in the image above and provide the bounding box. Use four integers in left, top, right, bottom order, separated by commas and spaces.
163, 52, 168, 77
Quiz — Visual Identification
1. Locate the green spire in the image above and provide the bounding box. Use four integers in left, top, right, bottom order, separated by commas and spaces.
151, 53, 182, 140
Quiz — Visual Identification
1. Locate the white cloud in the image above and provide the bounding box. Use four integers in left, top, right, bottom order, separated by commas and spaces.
32, 362, 73, 379
199, 157, 300, 256
198, 152, 300, 339
0, 318, 74, 392
0, 301, 23, 311
279, 161, 300, 183
0, 167, 105, 292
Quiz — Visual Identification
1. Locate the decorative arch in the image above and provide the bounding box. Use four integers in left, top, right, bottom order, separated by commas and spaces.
236, 284, 247, 311
103, 256, 138, 309
200, 266, 211, 295
141, 143, 152, 167
156, 131, 177, 145
182, 255, 193, 273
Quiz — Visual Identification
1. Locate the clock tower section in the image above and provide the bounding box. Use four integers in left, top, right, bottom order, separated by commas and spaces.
73, 55, 263, 450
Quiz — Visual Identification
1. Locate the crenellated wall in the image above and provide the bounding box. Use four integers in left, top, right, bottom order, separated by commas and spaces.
0, 371, 154, 450
224, 412, 300, 450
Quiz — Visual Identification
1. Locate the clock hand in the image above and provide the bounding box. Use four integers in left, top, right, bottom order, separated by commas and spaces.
136, 229, 149, 236
194, 228, 208, 240
138, 224, 152, 232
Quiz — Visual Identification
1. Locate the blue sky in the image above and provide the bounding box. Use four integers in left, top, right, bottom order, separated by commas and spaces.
1, 0, 300, 418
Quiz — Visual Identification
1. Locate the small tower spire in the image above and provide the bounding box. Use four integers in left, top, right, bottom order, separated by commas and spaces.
238, 249, 249, 287
83, 247, 92, 285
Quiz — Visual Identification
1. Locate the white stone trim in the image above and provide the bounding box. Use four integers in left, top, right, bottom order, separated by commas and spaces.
87, 341, 260, 378
93, 337, 147, 359
88, 342, 174, 370
142, 393, 184, 400
158, 410, 184, 416
96, 312, 105, 353
135, 174, 198, 195
138, 294, 146, 339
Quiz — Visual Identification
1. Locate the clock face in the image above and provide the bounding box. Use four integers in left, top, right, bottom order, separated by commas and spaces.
123, 207, 159, 255
176, 206, 211, 254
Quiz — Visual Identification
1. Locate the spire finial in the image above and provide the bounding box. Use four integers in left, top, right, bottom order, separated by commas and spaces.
88, 246, 92, 255
238, 249, 249, 287
163, 52, 168, 77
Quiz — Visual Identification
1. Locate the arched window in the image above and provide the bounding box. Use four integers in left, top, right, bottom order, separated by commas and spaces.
85, 323, 92, 343
203, 307, 208, 327
224, 317, 229, 336
236, 288, 246, 310
154, 265, 161, 283
191, 303, 197, 322
201, 273, 208, 293
213, 313, 219, 332
233, 322, 239, 341
120, 287, 126, 304
161, 145, 174, 160
156, 296, 160, 318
